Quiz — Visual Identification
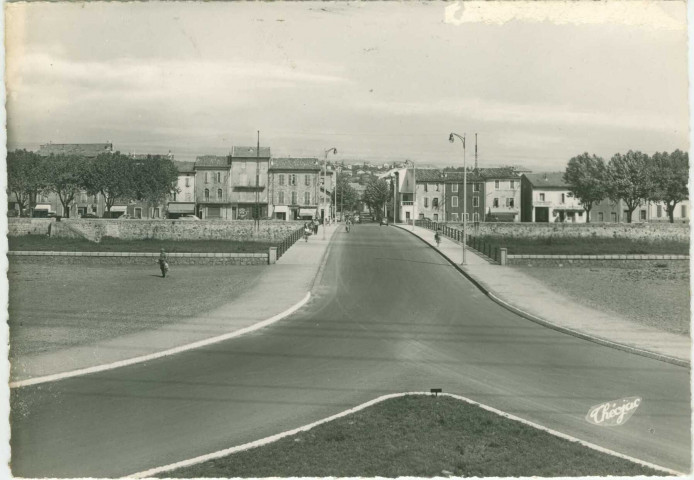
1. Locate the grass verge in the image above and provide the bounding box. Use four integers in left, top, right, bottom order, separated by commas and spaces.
161, 395, 660, 478
468, 235, 688, 255
8, 235, 274, 253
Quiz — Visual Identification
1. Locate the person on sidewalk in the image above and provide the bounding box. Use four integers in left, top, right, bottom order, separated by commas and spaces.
158, 248, 169, 278
434, 231, 441, 248
313, 218, 319, 235
304, 222, 312, 242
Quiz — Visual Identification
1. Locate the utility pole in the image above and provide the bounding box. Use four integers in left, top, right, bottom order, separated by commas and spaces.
475, 133, 478, 171
255, 130, 260, 230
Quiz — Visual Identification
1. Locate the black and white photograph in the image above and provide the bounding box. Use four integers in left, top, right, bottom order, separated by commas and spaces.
4, 1, 691, 478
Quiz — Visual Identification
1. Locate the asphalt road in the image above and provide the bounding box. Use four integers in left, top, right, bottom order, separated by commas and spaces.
11, 224, 691, 477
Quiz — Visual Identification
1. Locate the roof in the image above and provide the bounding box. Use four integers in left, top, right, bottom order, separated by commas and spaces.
195, 155, 230, 168
232, 146, 271, 158
443, 171, 485, 182
270, 158, 321, 171
38, 143, 113, 157
173, 161, 195, 173
477, 167, 520, 180
523, 172, 569, 188
414, 169, 445, 183
130, 153, 174, 160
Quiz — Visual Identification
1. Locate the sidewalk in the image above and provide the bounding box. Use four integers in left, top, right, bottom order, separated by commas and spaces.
11, 224, 339, 384
396, 224, 690, 367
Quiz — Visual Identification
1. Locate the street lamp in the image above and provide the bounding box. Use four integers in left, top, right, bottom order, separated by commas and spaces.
449, 133, 467, 265
323, 147, 337, 240
404, 159, 416, 231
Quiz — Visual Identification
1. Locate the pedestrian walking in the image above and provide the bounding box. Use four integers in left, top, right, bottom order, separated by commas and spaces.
304, 222, 312, 242
313, 218, 319, 235
434, 231, 441, 248
158, 248, 170, 278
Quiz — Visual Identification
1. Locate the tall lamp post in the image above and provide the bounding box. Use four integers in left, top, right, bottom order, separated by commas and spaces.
449, 133, 467, 265
323, 147, 337, 240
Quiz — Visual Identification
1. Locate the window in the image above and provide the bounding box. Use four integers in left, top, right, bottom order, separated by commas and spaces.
598, 212, 604, 222
473, 212, 479, 222
435, 184, 440, 192
289, 174, 297, 186
561, 193, 565, 204
80, 193, 87, 203
304, 192, 311, 205
578, 211, 583, 217
424, 184, 428, 192
452, 184, 458, 193
473, 183, 480, 192
216, 172, 221, 183
291, 191, 297, 204
452, 213, 459, 221
493, 198, 499, 208
424, 198, 429, 208
682, 205, 687, 218
173, 191, 177, 201
217, 188, 223, 200
204, 189, 210, 201
205, 172, 209, 184
472, 197, 479, 207
134, 208, 142, 219
510, 180, 515, 189
185, 178, 190, 187
305, 175, 311, 186
279, 191, 285, 204
452, 196, 458, 207
432, 198, 439, 208
539, 193, 545, 201
611, 212, 617, 222
433, 214, 438, 221
506, 198, 514, 208
495, 180, 500, 189
657, 205, 662, 218
153, 208, 160, 218
279, 174, 285, 186
640, 210, 647, 221
463, 213, 469, 221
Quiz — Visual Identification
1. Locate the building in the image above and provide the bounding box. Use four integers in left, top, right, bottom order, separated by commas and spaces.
481, 168, 522, 222
591, 198, 690, 223
443, 171, 486, 223
168, 161, 196, 218
229, 146, 271, 220
388, 168, 414, 223
521, 172, 586, 223
268, 157, 322, 221
647, 200, 689, 223
194, 155, 233, 219
415, 169, 446, 221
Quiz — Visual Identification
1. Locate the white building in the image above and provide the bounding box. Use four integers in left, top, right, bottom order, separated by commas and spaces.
168, 161, 196, 218
521, 172, 586, 223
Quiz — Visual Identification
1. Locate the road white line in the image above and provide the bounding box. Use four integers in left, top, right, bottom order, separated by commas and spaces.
10, 292, 311, 389
130, 391, 684, 478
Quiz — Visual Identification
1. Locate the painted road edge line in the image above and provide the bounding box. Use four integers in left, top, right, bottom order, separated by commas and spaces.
9, 292, 312, 389
394, 224, 690, 368
129, 391, 683, 478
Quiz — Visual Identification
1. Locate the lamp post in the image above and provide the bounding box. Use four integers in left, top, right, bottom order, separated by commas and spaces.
323, 147, 337, 239
449, 133, 467, 265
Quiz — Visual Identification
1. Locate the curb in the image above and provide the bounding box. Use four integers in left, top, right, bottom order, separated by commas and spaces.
395, 225, 690, 369
310, 224, 340, 291
129, 391, 683, 478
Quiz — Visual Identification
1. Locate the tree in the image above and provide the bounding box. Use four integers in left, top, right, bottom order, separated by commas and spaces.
44, 154, 87, 218
83, 152, 137, 216
7, 149, 49, 216
648, 150, 688, 223
606, 150, 653, 223
563, 153, 607, 223
336, 175, 360, 214
363, 178, 390, 221
131, 155, 179, 207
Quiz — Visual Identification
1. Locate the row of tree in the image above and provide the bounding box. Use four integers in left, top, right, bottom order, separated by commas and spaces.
563, 150, 688, 223
7, 150, 179, 217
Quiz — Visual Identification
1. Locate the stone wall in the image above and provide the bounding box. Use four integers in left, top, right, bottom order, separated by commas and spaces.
7, 218, 54, 236
507, 254, 689, 269
435, 221, 690, 242
8, 218, 305, 243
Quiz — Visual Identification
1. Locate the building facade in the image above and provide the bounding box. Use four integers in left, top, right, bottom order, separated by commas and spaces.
194, 155, 233, 219
168, 161, 196, 218
521, 172, 586, 223
268, 157, 322, 221
443, 171, 486, 223
229, 146, 271, 220
482, 168, 522, 222
415, 169, 445, 221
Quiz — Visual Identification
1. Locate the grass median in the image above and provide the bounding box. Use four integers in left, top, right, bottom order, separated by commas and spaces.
8, 235, 274, 253
162, 395, 660, 478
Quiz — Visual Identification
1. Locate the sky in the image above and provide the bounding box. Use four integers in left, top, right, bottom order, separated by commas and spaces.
5, 1, 689, 171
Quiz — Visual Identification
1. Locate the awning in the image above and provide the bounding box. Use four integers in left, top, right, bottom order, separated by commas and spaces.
110, 206, 127, 213
167, 202, 196, 214
274, 205, 289, 213
299, 208, 317, 217
35, 203, 52, 211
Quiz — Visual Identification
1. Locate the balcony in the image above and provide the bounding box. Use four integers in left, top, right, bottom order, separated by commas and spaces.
401, 201, 414, 206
